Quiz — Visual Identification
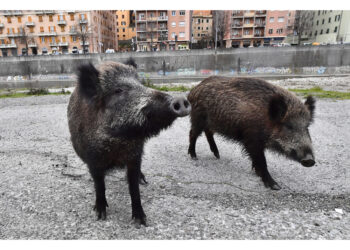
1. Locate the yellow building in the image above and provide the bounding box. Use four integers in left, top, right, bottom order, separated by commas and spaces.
116, 10, 136, 51
0, 10, 117, 56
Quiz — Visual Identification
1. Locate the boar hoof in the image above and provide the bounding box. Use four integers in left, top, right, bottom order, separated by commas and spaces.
139, 172, 148, 185
264, 181, 281, 190
132, 215, 147, 229
188, 151, 198, 160
94, 201, 108, 220
213, 151, 220, 159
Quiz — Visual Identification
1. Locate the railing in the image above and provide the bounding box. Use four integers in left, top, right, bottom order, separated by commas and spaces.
232, 34, 242, 38
232, 23, 242, 27
28, 43, 37, 47
45, 10, 55, 14
158, 27, 168, 31
67, 10, 75, 14
39, 32, 57, 36
25, 22, 35, 26
137, 37, 147, 41
79, 19, 88, 24
244, 12, 255, 17
158, 16, 168, 21
80, 41, 89, 45
35, 10, 44, 15
58, 20, 67, 25
0, 43, 17, 48
7, 33, 20, 37
158, 37, 168, 41
243, 34, 254, 38
255, 22, 265, 27
255, 11, 267, 15
0, 23, 4, 28
243, 23, 254, 27
58, 42, 68, 46
147, 38, 157, 42
254, 33, 264, 37
137, 29, 146, 32
13, 10, 23, 15
50, 42, 58, 47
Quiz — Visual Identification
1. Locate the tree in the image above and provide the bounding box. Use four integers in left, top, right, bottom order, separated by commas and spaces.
18, 26, 34, 56
293, 10, 314, 45
72, 20, 93, 54
212, 10, 228, 49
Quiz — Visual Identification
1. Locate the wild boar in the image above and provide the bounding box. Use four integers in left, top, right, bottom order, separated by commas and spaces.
187, 76, 316, 190
67, 60, 191, 227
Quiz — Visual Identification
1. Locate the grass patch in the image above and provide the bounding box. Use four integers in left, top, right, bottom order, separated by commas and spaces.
289, 87, 350, 100
0, 88, 71, 99
144, 83, 192, 92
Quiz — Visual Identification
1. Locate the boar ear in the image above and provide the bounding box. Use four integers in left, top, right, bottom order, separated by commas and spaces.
305, 95, 315, 120
77, 63, 101, 99
269, 95, 287, 122
125, 57, 137, 69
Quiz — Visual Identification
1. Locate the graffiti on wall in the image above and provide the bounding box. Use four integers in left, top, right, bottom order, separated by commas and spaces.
303, 66, 327, 75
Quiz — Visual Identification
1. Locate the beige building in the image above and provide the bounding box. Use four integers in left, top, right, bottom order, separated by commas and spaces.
116, 10, 136, 51
308, 10, 350, 44
135, 10, 191, 51
191, 10, 213, 47
0, 10, 117, 56
265, 11, 296, 45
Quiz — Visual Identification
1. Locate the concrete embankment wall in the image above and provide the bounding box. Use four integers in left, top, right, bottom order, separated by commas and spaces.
0, 45, 350, 89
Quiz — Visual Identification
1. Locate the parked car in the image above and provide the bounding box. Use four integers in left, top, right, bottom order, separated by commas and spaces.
312, 42, 320, 46
72, 47, 78, 54
105, 49, 115, 53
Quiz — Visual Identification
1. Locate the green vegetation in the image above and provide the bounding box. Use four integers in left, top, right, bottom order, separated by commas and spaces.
0, 88, 71, 99
289, 86, 350, 100
144, 82, 192, 92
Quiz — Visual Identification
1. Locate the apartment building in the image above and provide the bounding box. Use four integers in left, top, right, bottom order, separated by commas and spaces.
307, 10, 350, 44
0, 10, 117, 56
225, 10, 267, 48
116, 10, 136, 51
135, 10, 191, 51
265, 11, 295, 45
191, 10, 213, 47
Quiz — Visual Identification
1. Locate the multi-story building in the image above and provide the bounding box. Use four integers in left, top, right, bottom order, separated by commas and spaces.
265, 11, 296, 45
168, 10, 191, 50
116, 10, 136, 51
225, 10, 267, 48
0, 10, 117, 56
135, 10, 191, 51
308, 10, 350, 44
191, 10, 213, 47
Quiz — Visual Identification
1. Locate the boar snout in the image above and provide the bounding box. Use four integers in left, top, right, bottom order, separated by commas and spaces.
170, 97, 191, 117
301, 153, 315, 167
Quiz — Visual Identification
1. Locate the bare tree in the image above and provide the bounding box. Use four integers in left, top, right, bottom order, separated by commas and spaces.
72, 20, 93, 54
212, 10, 228, 49
293, 10, 314, 45
18, 26, 34, 56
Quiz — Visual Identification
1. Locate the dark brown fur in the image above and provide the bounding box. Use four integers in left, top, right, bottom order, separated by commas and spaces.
188, 76, 315, 190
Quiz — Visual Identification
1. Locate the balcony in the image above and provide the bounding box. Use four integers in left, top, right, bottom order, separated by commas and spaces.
137, 37, 147, 41
137, 18, 147, 22
69, 30, 77, 34
67, 10, 75, 14
254, 33, 264, 37
0, 43, 17, 48
58, 42, 68, 46
158, 27, 168, 31
158, 37, 168, 41
7, 33, 20, 37
79, 19, 88, 24
45, 10, 55, 14
232, 11, 244, 17
232, 34, 242, 39
58, 20, 67, 25
147, 17, 158, 22
3, 11, 13, 16
137, 28, 146, 32
13, 10, 23, 16
147, 27, 157, 32
158, 16, 168, 21
243, 23, 254, 28
28, 43, 37, 47
0, 23, 4, 28
50, 42, 58, 47
255, 22, 265, 27
242, 34, 254, 38
255, 10, 267, 16
35, 10, 44, 15
244, 12, 255, 17
39, 32, 57, 36
80, 41, 89, 45
25, 22, 35, 26
147, 38, 157, 42
232, 23, 242, 27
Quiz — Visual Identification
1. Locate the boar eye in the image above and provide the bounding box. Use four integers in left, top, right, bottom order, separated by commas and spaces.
115, 89, 123, 94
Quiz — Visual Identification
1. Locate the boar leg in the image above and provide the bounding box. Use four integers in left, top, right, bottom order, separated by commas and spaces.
90, 168, 108, 220
204, 129, 220, 159
188, 128, 203, 159
245, 144, 281, 190
127, 157, 147, 228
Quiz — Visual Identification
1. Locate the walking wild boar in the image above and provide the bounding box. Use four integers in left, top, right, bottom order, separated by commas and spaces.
67, 60, 191, 228
188, 76, 316, 190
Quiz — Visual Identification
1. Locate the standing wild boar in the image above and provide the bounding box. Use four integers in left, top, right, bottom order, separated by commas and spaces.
67, 60, 191, 227
188, 76, 316, 190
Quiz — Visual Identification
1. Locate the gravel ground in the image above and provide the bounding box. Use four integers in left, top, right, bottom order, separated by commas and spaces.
0, 81, 350, 239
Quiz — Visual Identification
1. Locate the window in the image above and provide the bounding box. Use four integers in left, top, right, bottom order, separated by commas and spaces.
197, 18, 200, 23
278, 17, 284, 22
39, 15, 43, 22
269, 17, 274, 23
268, 29, 273, 34
318, 10, 320, 16
197, 33, 200, 37
122, 28, 125, 32
329, 17, 331, 23
116, 15, 118, 19
29, 27, 34, 33
206, 19, 209, 23
206, 27, 208, 30
18, 17, 22, 23
70, 14, 74, 21
62, 37, 66, 42
320, 29, 323, 34
117, 28, 119, 32
122, 15, 124, 19
28, 16, 32, 22
40, 26, 44, 32
179, 21, 185, 27
171, 32, 175, 38
172, 11, 176, 16
61, 26, 65, 32
179, 32, 185, 37
322, 19, 324, 24
314, 30, 317, 36
171, 22, 176, 27
41, 37, 45, 43
72, 36, 77, 42
326, 28, 329, 34
179, 10, 185, 16
49, 15, 53, 22
59, 14, 65, 21
334, 26, 338, 32
198, 27, 200, 30
316, 20, 319, 25
244, 30, 250, 35
123, 34, 125, 38
7, 17, 11, 23
277, 28, 283, 34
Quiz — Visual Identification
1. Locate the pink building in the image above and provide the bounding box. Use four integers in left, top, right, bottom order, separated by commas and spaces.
265, 10, 295, 45
167, 10, 191, 50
